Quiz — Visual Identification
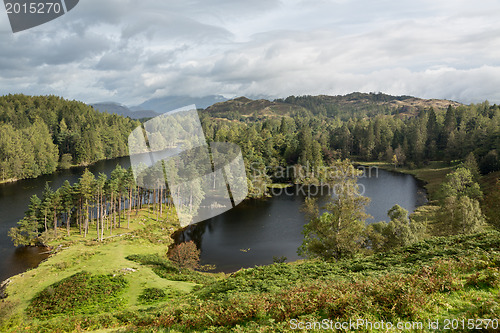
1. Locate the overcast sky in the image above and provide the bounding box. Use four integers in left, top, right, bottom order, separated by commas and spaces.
0, 0, 500, 105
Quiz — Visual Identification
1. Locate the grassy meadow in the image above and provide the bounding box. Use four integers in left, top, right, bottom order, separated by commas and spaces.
1, 162, 499, 332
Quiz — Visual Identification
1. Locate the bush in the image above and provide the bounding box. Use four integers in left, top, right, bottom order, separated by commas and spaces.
168, 241, 200, 271
58, 153, 73, 169
138, 288, 167, 304
466, 268, 500, 289
27, 271, 128, 319
126, 253, 217, 285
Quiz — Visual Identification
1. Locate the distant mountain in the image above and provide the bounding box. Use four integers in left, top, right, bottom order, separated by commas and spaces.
131, 95, 228, 113
93, 92, 462, 121
91, 102, 159, 119
93, 95, 229, 119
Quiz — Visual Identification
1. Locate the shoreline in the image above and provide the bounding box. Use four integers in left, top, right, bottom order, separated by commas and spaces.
0, 245, 51, 293
0, 155, 131, 185
354, 160, 454, 201
2, 163, 437, 282
355, 162, 429, 205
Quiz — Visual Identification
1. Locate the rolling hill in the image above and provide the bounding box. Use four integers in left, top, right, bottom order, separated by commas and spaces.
204, 92, 462, 120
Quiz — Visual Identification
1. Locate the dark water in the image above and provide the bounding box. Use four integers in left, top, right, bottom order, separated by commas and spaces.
0, 156, 131, 283
0, 161, 426, 281
176, 168, 427, 272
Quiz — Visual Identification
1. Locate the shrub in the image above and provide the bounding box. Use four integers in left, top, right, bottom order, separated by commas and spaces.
168, 241, 200, 271
126, 253, 217, 285
27, 271, 128, 319
138, 288, 167, 304
466, 268, 500, 289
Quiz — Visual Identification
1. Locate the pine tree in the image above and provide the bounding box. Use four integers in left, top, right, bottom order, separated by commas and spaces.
298, 160, 370, 260
78, 168, 95, 237
463, 152, 480, 181
51, 189, 62, 237
60, 180, 74, 236
444, 105, 457, 133
96, 173, 107, 241
8, 195, 42, 246
41, 183, 54, 233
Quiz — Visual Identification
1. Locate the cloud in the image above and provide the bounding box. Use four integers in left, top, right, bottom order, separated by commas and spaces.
0, 0, 500, 104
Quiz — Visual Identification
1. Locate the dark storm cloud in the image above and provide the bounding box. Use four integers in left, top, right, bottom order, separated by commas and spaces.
1, 0, 500, 104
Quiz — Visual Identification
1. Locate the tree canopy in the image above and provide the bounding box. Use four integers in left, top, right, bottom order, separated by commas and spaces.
0, 94, 139, 181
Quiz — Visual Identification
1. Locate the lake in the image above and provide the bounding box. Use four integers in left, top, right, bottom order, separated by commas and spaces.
0, 156, 132, 282
175, 168, 428, 272
0, 160, 426, 281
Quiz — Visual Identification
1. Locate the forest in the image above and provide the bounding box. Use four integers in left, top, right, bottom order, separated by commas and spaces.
6, 93, 500, 251
2, 93, 500, 332
1, 93, 499, 183
201, 96, 500, 176
0, 94, 139, 181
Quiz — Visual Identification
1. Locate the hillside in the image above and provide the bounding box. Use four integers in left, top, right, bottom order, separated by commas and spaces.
203, 96, 306, 120
204, 92, 462, 121
0, 94, 140, 182
2, 226, 499, 332
91, 92, 462, 122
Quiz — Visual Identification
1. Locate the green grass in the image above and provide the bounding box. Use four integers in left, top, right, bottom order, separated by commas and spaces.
0, 206, 199, 332
3, 230, 500, 332
27, 272, 128, 319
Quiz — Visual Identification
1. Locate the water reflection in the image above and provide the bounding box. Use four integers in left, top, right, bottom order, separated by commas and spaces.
0, 156, 131, 282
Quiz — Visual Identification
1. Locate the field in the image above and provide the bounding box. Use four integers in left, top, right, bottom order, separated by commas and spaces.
1, 162, 499, 332
2, 214, 500, 332
0, 207, 216, 332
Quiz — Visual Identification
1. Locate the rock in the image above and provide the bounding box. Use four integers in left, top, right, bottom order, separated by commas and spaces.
0, 279, 11, 299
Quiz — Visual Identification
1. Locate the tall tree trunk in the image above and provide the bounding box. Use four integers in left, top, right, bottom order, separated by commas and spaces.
78, 198, 82, 235
110, 193, 114, 235
53, 211, 57, 237
101, 195, 105, 241
135, 188, 140, 215
84, 199, 88, 238
96, 192, 100, 241
44, 210, 48, 232
155, 186, 159, 221
118, 194, 122, 228
113, 201, 117, 229
128, 188, 132, 228
159, 186, 163, 218
66, 210, 71, 237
